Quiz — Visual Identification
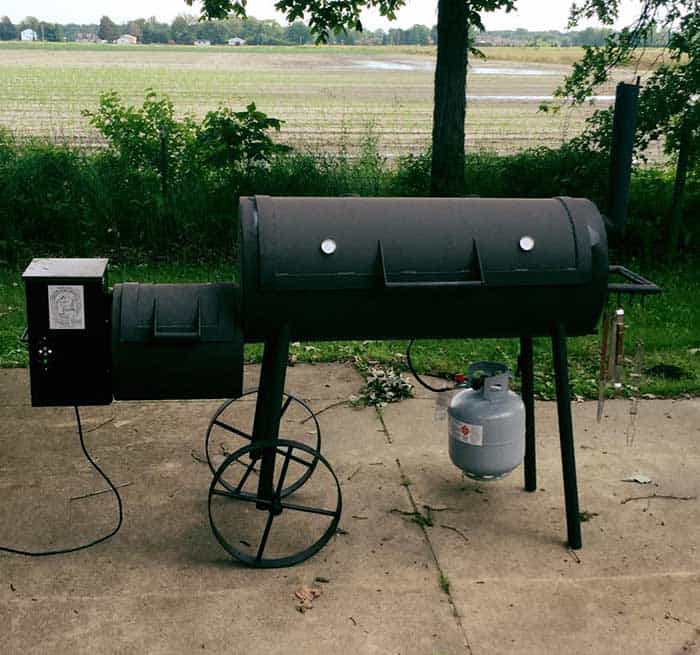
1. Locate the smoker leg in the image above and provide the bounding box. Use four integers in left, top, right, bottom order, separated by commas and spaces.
551, 324, 582, 549
252, 326, 291, 504
519, 337, 537, 492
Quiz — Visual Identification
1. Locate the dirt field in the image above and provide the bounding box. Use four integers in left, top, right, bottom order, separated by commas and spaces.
0, 43, 656, 158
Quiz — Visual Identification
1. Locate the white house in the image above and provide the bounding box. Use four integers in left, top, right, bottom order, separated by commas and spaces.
194, 39, 211, 47
20, 28, 38, 41
228, 37, 246, 46
115, 34, 137, 45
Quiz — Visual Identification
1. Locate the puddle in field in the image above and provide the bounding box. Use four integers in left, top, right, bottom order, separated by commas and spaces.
467, 94, 616, 101
353, 60, 421, 71
470, 66, 560, 76
352, 60, 564, 76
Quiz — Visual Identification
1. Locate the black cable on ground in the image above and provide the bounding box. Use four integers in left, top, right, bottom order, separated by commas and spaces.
0, 406, 123, 557
406, 339, 457, 393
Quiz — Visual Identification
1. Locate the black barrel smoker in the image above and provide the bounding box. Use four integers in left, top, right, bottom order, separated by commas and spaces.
19, 83, 660, 568
22, 194, 659, 567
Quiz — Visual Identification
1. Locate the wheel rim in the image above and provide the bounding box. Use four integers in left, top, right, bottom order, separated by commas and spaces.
208, 439, 342, 568
204, 390, 321, 497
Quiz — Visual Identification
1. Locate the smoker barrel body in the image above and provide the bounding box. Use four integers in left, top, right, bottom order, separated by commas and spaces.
239, 196, 609, 342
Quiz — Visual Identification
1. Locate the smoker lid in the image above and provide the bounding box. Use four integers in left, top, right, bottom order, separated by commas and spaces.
115, 283, 239, 343
251, 196, 599, 291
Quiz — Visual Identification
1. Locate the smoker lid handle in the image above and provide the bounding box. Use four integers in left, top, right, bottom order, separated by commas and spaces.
152, 298, 202, 341
377, 240, 485, 289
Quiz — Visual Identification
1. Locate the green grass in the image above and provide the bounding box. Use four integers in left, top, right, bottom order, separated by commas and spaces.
2, 260, 698, 398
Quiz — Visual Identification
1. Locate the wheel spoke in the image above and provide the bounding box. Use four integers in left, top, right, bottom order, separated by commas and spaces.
213, 420, 252, 440
275, 448, 293, 497
231, 458, 258, 475
279, 501, 337, 517
256, 511, 275, 561
236, 460, 257, 492
280, 395, 293, 418
211, 488, 270, 507
275, 446, 313, 468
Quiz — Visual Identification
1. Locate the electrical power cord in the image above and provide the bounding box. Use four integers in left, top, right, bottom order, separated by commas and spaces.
406, 339, 459, 393
0, 406, 123, 557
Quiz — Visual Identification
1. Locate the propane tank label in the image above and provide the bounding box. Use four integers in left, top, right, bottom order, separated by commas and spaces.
449, 417, 483, 447
48, 285, 85, 330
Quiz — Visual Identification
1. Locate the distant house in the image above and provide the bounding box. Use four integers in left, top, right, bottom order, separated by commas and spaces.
115, 34, 137, 45
194, 39, 211, 47
75, 32, 98, 43
20, 29, 38, 42
228, 37, 246, 46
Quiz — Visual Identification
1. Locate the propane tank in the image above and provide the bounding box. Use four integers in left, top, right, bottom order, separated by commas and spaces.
448, 362, 525, 481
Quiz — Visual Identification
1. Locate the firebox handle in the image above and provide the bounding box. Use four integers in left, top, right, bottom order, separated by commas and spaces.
152, 298, 202, 341
607, 266, 661, 296
377, 240, 484, 289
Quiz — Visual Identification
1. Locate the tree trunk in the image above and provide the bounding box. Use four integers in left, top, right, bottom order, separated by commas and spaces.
430, 0, 468, 197
668, 119, 691, 257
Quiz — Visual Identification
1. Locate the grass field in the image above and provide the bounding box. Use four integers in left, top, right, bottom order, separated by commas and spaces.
0, 42, 664, 159
1, 261, 698, 398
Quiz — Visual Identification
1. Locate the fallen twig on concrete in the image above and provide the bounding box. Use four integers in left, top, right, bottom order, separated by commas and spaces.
70, 482, 131, 502
190, 450, 206, 464
390, 508, 433, 527
84, 417, 114, 434
348, 616, 369, 634
440, 524, 469, 543
568, 548, 581, 564
621, 493, 697, 505
347, 466, 361, 481
300, 400, 350, 424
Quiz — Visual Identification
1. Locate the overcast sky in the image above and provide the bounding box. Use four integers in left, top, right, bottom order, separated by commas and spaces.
3, 0, 642, 31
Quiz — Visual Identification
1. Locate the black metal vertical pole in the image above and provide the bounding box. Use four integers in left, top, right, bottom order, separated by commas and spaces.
252, 325, 291, 504
520, 337, 537, 492
607, 80, 640, 235
551, 324, 582, 549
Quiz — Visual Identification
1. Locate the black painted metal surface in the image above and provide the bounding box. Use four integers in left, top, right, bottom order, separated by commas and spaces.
608, 81, 640, 235
239, 195, 609, 341
22, 258, 111, 407
111, 283, 243, 400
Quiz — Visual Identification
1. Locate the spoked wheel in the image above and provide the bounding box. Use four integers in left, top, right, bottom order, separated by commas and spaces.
208, 439, 342, 568
205, 390, 321, 498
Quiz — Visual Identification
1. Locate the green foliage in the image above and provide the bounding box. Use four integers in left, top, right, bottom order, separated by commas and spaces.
1, 138, 695, 264
551, 0, 699, 162
0, 16, 17, 41
352, 363, 414, 407
0, 141, 95, 255
82, 90, 198, 182
0, 91, 290, 264
83, 91, 288, 189
198, 103, 288, 171
98, 15, 119, 42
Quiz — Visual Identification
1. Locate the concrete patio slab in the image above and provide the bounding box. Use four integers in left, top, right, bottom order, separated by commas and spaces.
1, 366, 698, 654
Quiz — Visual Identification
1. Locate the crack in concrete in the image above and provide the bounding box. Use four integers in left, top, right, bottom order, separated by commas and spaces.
376, 404, 471, 653
394, 454, 473, 654
374, 407, 392, 445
